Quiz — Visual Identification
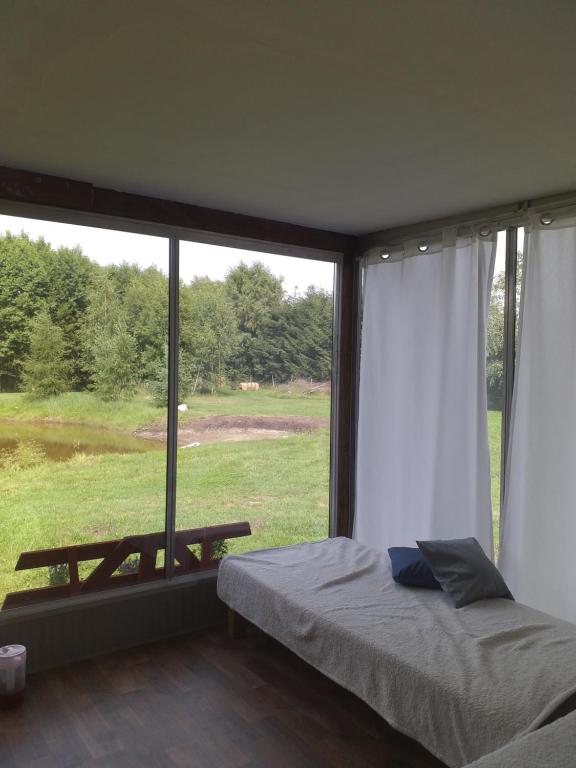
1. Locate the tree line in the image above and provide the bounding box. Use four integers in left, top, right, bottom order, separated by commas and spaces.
0, 232, 333, 401
486, 257, 522, 411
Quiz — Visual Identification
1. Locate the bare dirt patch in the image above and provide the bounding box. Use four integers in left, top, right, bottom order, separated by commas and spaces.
135, 415, 329, 446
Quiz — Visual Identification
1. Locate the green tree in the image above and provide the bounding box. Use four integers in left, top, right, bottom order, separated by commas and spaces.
0, 229, 338, 396
0, 232, 52, 391
149, 345, 195, 407
82, 270, 122, 381
0, 232, 95, 392
83, 271, 139, 400
21, 308, 71, 398
90, 318, 139, 401
180, 278, 239, 390
283, 288, 333, 381
487, 270, 505, 409
83, 262, 169, 389
44, 245, 95, 389
225, 262, 284, 380
486, 255, 523, 410
123, 266, 169, 382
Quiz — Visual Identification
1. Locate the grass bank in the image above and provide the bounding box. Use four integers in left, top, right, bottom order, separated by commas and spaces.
0, 386, 331, 434
0, 392, 160, 433
488, 409, 502, 550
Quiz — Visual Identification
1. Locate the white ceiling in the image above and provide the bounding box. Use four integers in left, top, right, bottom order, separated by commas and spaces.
1, 1, 576, 235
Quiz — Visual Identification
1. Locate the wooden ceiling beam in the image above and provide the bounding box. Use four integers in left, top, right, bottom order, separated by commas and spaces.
0, 165, 357, 255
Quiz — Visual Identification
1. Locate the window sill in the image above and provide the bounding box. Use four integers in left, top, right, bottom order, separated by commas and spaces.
0, 570, 218, 626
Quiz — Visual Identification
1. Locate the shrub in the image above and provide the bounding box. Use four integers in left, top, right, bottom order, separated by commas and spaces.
149, 347, 195, 407
90, 319, 139, 401
48, 563, 69, 585
22, 309, 71, 398
1, 440, 46, 471
187, 540, 228, 561
116, 555, 140, 574
210, 539, 228, 559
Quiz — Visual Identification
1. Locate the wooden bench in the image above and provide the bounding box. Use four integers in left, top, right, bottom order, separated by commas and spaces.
3, 522, 251, 610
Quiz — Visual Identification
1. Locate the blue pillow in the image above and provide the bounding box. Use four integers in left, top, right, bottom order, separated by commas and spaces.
388, 547, 442, 590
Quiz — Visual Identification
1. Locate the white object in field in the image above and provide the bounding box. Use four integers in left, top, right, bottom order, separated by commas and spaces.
239, 382, 259, 391
182, 442, 201, 449
0, 645, 26, 695
177, 403, 188, 412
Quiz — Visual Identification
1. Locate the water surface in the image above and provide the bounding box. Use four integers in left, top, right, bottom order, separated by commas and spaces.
0, 422, 160, 462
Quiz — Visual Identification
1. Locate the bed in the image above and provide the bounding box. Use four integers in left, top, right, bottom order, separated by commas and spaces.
217, 537, 576, 768
465, 709, 576, 767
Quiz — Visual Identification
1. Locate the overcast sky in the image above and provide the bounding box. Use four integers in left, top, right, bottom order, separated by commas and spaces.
0, 213, 335, 295
495, 227, 526, 275
0, 212, 517, 293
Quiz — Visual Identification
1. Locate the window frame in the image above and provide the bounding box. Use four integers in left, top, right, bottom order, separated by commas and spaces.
500, 226, 519, 509
0, 200, 344, 613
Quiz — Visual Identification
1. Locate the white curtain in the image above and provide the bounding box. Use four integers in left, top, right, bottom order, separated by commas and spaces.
354, 230, 496, 556
499, 216, 576, 623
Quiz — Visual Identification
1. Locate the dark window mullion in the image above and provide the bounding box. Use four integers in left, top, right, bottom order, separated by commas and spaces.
499, 226, 518, 518
164, 237, 179, 579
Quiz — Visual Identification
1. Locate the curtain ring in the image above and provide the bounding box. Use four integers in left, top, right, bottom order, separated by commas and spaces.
380, 251, 391, 260
417, 242, 429, 253
479, 225, 491, 237
540, 213, 554, 226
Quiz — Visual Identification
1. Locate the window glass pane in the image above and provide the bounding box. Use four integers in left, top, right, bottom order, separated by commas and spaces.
487, 227, 523, 555
516, 227, 525, 350
0, 215, 168, 609
174, 241, 334, 569
487, 230, 506, 551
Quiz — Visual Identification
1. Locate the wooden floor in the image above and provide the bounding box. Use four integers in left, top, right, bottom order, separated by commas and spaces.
0, 629, 447, 768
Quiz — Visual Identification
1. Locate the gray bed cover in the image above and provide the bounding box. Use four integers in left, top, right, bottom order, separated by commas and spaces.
465, 710, 576, 767
217, 537, 576, 767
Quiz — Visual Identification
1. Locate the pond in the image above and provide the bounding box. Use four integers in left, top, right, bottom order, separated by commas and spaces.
0, 422, 161, 462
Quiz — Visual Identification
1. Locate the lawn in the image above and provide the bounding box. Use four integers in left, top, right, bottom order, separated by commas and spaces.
0, 391, 160, 433
488, 409, 502, 552
0, 391, 502, 605
0, 385, 330, 433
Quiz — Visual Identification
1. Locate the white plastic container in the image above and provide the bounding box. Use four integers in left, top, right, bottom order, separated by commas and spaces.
0, 644, 26, 708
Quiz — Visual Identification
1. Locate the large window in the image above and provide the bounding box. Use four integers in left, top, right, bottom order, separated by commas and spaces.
487, 226, 524, 554
174, 242, 334, 566
0, 215, 169, 608
0, 214, 336, 609
487, 231, 506, 547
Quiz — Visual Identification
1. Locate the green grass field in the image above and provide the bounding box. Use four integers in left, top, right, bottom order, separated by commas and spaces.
0, 386, 330, 432
488, 409, 502, 551
0, 390, 502, 603
0, 388, 331, 601
0, 391, 160, 433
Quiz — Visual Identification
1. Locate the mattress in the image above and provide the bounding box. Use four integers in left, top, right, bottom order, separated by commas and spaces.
217, 537, 576, 767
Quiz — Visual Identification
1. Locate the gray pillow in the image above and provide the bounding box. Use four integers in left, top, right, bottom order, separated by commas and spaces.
416, 537, 513, 608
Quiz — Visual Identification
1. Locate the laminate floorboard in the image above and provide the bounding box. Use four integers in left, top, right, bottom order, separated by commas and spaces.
0, 629, 448, 768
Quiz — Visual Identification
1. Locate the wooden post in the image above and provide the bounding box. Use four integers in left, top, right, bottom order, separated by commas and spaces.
332, 252, 361, 538
227, 608, 246, 640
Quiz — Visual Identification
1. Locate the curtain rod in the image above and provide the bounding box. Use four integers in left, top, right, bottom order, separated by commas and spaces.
360, 188, 576, 251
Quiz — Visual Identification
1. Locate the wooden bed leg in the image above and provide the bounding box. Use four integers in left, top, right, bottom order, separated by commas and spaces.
227, 608, 246, 640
